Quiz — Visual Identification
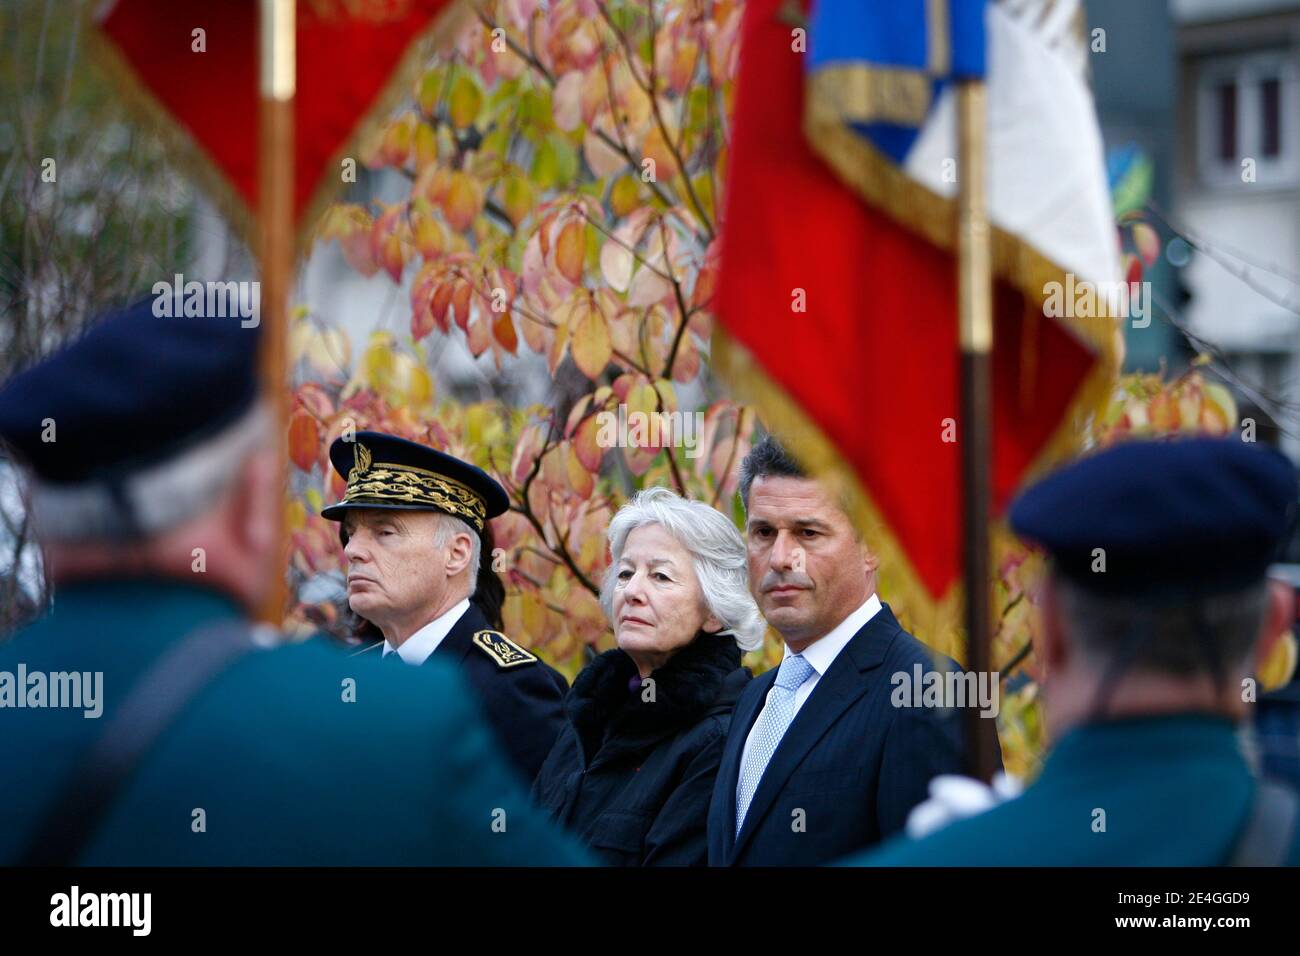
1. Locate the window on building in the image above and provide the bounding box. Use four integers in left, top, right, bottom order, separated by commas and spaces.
1216, 80, 1237, 162
1197, 51, 1298, 187
1260, 76, 1280, 158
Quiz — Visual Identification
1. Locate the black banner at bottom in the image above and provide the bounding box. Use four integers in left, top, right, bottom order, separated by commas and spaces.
0, 866, 1291, 940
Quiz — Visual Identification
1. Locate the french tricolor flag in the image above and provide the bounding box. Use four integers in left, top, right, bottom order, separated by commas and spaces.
714, 0, 1121, 642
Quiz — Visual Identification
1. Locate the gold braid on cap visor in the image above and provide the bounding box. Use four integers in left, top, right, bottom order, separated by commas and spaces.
342, 450, 487, 531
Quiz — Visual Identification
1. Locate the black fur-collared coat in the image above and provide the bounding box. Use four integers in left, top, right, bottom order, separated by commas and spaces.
531, 631, 750, 866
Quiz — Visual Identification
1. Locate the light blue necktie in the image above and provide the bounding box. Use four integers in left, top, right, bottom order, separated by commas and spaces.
735, 653, 815, 836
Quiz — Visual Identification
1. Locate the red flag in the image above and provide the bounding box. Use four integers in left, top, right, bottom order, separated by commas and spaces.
713, 0, 1118, 645
91, 0, 467, 245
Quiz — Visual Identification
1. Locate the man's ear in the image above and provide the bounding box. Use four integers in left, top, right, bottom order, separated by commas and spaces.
1255, 579, 1296, 669
444, 528, 475, 578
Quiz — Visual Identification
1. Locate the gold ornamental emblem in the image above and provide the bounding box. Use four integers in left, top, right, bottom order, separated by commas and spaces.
348, 442, 372, 484
472, 630, 537, 668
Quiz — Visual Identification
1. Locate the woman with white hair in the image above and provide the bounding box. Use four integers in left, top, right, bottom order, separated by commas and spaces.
531, 487, 764, 865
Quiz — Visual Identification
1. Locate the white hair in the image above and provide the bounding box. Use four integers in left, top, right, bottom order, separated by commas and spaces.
432, 512, 480, 593
28, 402, 272, 543
600, 486, 767, 652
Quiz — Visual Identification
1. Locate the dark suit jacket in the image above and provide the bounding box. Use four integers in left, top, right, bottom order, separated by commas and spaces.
357, 601, 568, 785
707, 603, 995, 866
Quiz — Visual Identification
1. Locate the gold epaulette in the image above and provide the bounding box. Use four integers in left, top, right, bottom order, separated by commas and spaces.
471, 630, 538, 669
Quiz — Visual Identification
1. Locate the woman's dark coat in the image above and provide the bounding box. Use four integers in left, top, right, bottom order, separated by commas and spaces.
531, 631, 751, 865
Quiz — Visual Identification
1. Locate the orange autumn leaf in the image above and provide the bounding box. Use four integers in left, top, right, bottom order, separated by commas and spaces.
442, 171, 484, 232
451, 279, 473, 331
430, 279, 454, 331
641, 124, 679, 180
411, 201, 448, 259
288, 410, 320, 472
573, 413, 605, 472
565, 442, 594, 499
492, 310, 519, 353
465, 313, 491, 356
413, 120, 438, 170
554, 218, 587, 284
370, 204, 408, 282
379, 112, 416, 167
570, 300, 612, 380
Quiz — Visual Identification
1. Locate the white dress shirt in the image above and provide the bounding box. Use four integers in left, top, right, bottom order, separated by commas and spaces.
738, 593, 882, 779
381, 597, 470, 666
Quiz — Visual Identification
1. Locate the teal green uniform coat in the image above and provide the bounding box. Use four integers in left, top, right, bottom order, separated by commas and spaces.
0, 579, 589, 866
843, 714, 1300, 866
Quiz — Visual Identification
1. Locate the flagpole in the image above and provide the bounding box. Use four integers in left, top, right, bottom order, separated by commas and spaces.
956, 80, 999, 782
257, 0, 295, 624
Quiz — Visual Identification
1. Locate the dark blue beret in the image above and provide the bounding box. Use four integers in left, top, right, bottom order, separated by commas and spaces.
0, 298, 260, 484
321, 430, 509, 534
1010, 437, 1299, 597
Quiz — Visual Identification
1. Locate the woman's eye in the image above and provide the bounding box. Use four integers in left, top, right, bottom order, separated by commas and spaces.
653, 571, 671, 582
617, 569, 633, 580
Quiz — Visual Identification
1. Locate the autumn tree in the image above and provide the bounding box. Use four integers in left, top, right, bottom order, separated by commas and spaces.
289, 0, 756, 680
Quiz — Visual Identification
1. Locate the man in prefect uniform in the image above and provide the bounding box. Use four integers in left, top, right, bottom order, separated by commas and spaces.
845, 437, 1300, 866
0, 299, 587, 866
322, 430, 568, 783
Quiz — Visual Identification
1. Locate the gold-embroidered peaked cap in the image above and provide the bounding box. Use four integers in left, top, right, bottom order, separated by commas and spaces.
320, 431, 508, 534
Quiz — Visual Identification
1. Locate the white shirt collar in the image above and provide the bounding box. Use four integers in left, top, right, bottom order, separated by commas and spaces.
784, 593, 882, 675
382, 597, 471, 666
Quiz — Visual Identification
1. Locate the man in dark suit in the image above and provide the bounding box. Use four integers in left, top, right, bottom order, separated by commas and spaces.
707, 435, 994, 866
321, 431, 568, 783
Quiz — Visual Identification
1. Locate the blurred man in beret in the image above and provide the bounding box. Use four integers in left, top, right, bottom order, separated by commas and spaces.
843, 437, 1300, 866
321, 431, 567, 784
0, 298, 587, 865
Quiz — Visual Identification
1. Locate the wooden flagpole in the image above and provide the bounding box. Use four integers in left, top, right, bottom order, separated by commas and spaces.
957, 80, 999, 782
257, 0, 295, 624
